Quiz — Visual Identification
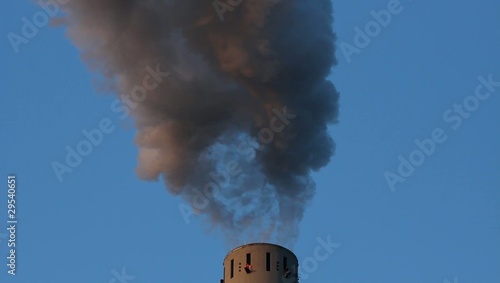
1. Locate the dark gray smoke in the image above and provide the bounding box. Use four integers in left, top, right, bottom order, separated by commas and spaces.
62, 0, 339, 245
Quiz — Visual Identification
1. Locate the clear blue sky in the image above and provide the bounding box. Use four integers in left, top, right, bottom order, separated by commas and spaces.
1, 1, 499, 283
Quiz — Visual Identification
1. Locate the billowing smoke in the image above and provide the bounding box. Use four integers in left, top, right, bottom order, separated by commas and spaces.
62, 0, 339, 245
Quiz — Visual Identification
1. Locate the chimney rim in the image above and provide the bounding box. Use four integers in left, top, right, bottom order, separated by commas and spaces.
223, 242, 295, 262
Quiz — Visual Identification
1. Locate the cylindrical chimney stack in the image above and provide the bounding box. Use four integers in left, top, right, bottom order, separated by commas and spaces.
222, 243, 299, 283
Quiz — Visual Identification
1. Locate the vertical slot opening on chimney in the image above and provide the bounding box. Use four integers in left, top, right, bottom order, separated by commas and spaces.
230, 259, 234, 278
266, 252, 270, 271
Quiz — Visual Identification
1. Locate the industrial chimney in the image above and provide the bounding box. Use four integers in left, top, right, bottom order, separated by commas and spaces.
221, 243, 299, 283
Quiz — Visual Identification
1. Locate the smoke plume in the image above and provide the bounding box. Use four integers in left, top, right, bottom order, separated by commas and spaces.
62, 0, 339, 245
